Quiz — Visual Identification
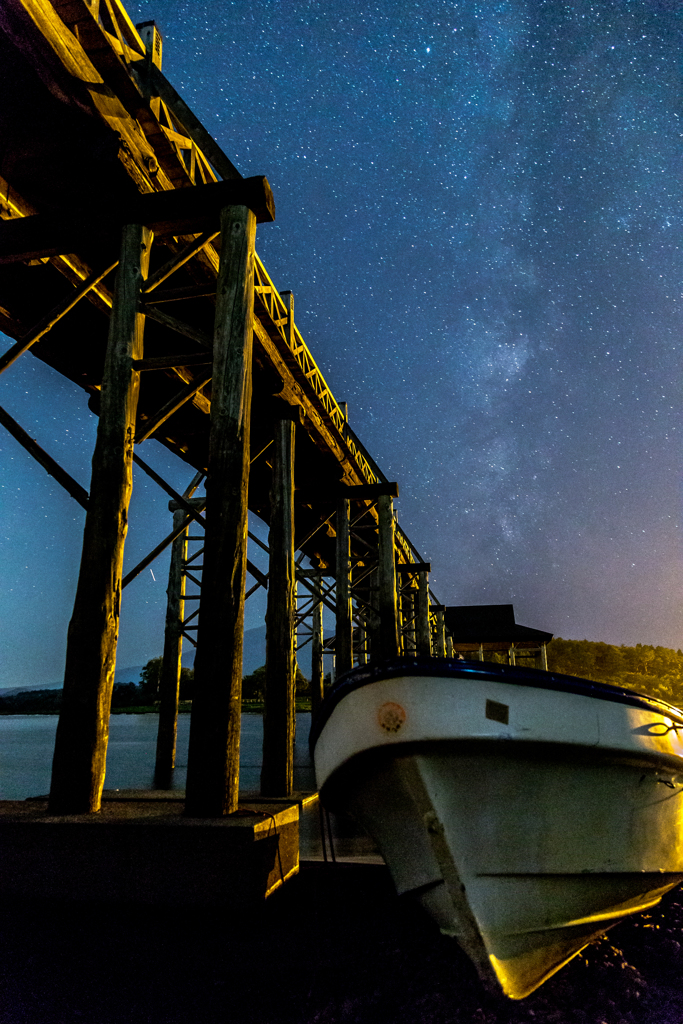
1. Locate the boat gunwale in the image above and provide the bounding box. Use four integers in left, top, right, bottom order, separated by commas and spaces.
309, 657, 683, 757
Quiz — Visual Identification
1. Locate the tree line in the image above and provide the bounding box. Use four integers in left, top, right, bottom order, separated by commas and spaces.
2, 641, 681, 715
546, 638, 683, 707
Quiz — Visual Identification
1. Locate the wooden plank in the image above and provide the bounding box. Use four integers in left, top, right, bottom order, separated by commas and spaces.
261, 417, 296, 797
10, 0, 172, 194
377, 494, 399, 660
0, 403, 90, 508
0, 178, 274, 264
0, 261, 118, 376
335, 497, 353, 676
48, 223, 152, 815
185, 204, 256, 817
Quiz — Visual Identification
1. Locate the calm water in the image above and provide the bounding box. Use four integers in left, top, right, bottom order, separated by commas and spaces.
0, 713, 380, 861
0, 713, 314, 800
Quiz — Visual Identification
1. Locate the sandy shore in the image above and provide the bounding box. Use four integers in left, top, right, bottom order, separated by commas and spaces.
0, 862, 682, 1023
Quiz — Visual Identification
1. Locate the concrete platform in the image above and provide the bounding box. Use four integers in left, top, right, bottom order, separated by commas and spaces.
0, 790, 300, 907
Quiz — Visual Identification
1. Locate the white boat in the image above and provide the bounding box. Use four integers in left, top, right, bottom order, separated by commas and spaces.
310, 658, 683, 999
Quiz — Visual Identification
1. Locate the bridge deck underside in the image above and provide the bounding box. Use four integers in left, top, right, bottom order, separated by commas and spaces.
0, 1, 416, 577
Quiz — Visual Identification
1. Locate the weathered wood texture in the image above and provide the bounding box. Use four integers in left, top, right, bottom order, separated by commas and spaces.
0, 178, 274, 263
48, 223, 152, 815
416, 571, 431, 657
184, 205, 256, 817
311, 580, 325, 714
377, 494, 399, 660
434, 606, 447, 659
335, 497, 353, 676
261, 416, 296, 797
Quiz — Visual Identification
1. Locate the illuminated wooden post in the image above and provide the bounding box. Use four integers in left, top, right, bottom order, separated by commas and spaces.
478, 643, 485, 662
416, 571, 431, 657
311, 578, 325, 713
434, 606, 447, 658
261, 410, 297, 796
446, 635, 454, 659
377, 493, 399, 660
536, 643, 548, 671
335, 497, 353, 676
185, 204, 256, 816
49, 223, 152, 814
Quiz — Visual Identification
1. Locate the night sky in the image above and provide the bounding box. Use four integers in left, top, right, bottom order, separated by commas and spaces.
1, 0, 681, 689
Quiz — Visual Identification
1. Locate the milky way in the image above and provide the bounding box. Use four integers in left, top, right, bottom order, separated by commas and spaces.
0, 0, 681, 687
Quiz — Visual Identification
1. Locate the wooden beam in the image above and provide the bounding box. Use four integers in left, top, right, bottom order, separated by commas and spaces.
135, 370, 212, 443
132, 455, 205, 527
261, 416, 296, 797
141, 62, 243, 182
396, 561, 431, 574
434, 606, 447, 658
141, 305, 212, 349
377, 493, 399, 660
335, 497, 353, 676
185, 204, 256, 817
133, 353, 212, 371
143, 230, 219, 293
48, 223, 152, 815
416, 571, 431, 657
0, 178, 274, 264
144, 283, 216, 304
0, 261, 118, 377
343, 481, 399, 500
0, 404, 89, 510
154, 505, 188, 788
311, 580, 325, 714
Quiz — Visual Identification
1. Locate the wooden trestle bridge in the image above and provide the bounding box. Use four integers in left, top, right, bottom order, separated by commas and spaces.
0, 0, 545, 824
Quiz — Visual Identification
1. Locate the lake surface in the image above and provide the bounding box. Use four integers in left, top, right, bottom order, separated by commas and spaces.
0, 713, 381, 861
0, 713, 314, 800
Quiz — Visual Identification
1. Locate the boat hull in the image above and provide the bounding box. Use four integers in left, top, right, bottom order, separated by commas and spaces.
312, 662, 683, 999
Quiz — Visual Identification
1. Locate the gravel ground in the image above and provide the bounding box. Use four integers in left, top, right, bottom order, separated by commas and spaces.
1, 863, 682, 1023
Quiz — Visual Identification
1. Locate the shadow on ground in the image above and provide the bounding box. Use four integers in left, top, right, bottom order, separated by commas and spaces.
1, 863, 682, 1023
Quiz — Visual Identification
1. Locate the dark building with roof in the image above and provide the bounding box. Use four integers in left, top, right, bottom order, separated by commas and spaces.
443, 604, 553, 669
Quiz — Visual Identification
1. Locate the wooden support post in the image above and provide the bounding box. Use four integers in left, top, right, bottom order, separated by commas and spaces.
311, 579, 325, 714
416, 571, 431, 657
377, 494, 399, 661
403, 590, 416, 655
185, 204, 256, 817
335, 497, 353, 677
478, 643, 484, 662
48, 223, 151, 815
446, 635, 454, 659
261, 415, 296, 797
434, 607, 447, 658
154, 499, 200, 788
537, 643, 548, 671
357, 621, 367, 666
509, 647, 516, 667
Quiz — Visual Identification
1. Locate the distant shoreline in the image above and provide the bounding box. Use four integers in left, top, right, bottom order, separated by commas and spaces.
0, 701, 313, 717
